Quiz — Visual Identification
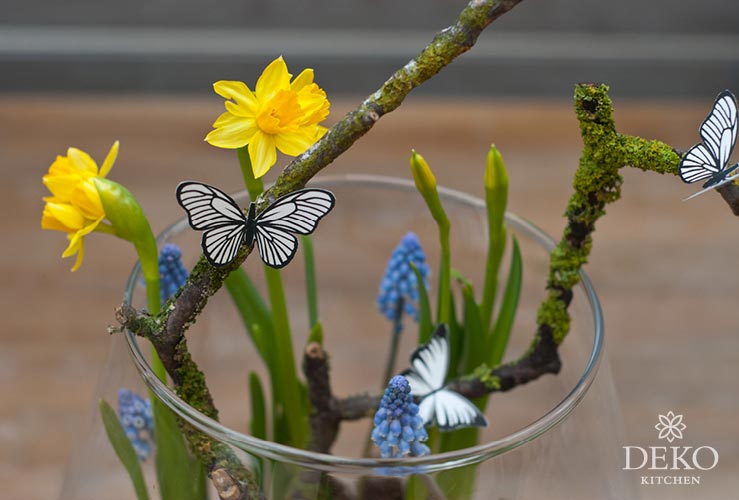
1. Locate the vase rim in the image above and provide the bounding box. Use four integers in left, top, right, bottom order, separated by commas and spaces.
122, 174, 604, 475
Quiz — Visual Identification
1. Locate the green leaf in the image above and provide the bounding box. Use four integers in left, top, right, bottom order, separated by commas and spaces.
488, 236, 523, 366
188, 459, 208, 500
410, 262, 433, 344
444, 289, 463, 378
302, 235, 319, 328
225, 268, 273, 362
249, 372, 267, 440
152, 397, 195, 500
459, 279, 485, 373
99, 399, 150, 500
236, 146, 266, 201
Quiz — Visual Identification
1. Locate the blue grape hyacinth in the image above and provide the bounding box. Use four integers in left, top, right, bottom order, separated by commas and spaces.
371, 375, 430, 458
376, 232, 430, 333
117, 389, 155, 461
159, 243, 188, 304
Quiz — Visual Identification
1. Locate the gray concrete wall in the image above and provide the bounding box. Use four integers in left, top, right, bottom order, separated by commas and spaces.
2, 0, 738, 96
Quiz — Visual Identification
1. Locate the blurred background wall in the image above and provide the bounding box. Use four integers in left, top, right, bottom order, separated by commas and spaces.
2, 0, 738, 97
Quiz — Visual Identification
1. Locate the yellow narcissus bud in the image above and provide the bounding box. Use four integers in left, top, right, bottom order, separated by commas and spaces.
484, 144, 508, 236
410, 150, 448, 231
410, 150, 437, 195
485, 144, 508, 193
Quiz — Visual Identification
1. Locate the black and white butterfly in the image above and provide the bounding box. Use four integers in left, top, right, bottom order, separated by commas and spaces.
679, 90, 739, 201
176, 181, 335, 269
402, 324, 488, 431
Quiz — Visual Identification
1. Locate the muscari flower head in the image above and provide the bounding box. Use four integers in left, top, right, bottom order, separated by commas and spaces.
372, 375, 430, 459
117, 388, 155, 461
158, 243, 188, 304
205, 56, 331, 179
41, 142, 118, 271
376, 232, 430, 332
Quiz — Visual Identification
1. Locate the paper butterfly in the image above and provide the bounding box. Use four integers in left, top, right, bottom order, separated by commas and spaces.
176, 181, 335, 268
679, 90, 738, 201
402, 324, 488, 431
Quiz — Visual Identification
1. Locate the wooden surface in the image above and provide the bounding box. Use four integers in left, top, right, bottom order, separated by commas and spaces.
1, 95, 738, 499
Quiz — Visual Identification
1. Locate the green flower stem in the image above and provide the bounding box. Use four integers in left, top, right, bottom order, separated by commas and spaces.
264, 266, 307, 446
437, 222, 452, 325
302, 235, 319, 328
410, 151, 452, 324
127, 211, 167, 382
237, 148, 307, 447
95, 177, 166, 381
480, 145, 508, 335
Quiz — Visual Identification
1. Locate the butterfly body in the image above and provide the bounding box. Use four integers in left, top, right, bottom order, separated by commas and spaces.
243, 203, 258, 248
176, 182, 335, 268
701, 163, 739, 189
679, 90, 739, 200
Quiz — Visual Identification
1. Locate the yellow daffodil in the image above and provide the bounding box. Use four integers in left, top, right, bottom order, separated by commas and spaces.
205, 56, 330, 178
41, 142, 118, 271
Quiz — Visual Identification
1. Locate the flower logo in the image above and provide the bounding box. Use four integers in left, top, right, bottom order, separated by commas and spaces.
654, 411, 686, 443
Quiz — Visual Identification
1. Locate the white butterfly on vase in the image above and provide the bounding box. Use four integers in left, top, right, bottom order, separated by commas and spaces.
176, 181, 335, 269
402, 324, 488, 431
679, 89, 739, 201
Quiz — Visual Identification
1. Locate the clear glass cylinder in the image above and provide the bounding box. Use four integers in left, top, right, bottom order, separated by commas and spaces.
60, 175, 635, 499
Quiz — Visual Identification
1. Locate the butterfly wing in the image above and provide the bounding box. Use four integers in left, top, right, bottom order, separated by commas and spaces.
679, 143, 720, 184
176, 181, 247, 229
432, 389, 488, 431
402, 325, 450, 398
253, 188, 336, 269
201, 224, 247, 267
699, 90, 738, 171
176, 181, 247, 267
254, 225, 299, 269
256, 189, 336, 234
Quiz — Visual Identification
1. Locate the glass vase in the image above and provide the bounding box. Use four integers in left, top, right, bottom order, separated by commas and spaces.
60, 175, 635, 499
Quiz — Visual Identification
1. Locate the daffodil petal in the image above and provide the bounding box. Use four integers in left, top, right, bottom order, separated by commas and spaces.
63, 232, 86, 272
290, 68, 314, 92
205, 117, 259, 149
71, 180, 105, 220
42, 206, 75, 232
46, 156, 75, 177
212, 111, 248, 128
44, 202, 86, 231
67, 147, 99, 175
99, 141, 119, 178
71, 243, 84, 271
248, 132, 277, 178
274, 128, 317, 156
256, 56, 291, 102
213, 81, 259, 112
225, 100, 257, 118
43, 173, 80, 202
